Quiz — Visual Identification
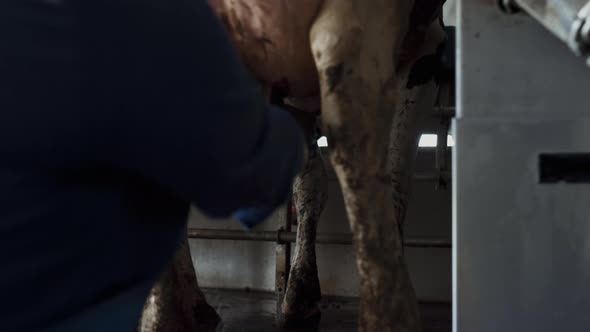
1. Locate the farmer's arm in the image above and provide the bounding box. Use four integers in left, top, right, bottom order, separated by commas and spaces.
97, 0, 304, 217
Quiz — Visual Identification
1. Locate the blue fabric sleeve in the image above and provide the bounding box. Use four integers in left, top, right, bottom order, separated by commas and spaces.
233, 207, 278, 230
91, 0, 304, 218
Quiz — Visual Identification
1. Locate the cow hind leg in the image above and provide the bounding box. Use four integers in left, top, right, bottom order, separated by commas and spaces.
310, 1, 421, 331
139, 236, 220, 332
279, 117, 328, 327
391, 18, 448, 255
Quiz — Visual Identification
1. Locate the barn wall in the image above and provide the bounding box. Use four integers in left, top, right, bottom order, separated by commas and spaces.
187, 149, 451, 302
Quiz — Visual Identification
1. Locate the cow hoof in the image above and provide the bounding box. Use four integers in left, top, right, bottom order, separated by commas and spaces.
279, 304, 321, 328
195, 322, 221, 332
193, 303, 222, 331
278, 270, 322, 328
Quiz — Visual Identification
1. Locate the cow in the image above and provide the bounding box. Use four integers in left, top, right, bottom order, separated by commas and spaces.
138, 238, 221, 332
140, 1, 448, 331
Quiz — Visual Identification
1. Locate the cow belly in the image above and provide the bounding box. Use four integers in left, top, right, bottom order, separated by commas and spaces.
208, 0, 323, 97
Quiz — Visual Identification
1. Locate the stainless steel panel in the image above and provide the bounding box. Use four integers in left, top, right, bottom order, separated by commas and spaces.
454, 118, 590, 332
457, 1, 590, 330
459, 0, 590, 119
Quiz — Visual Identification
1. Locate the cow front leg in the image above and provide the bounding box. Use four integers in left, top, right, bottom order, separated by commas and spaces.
280, 116, 328, 327
310, 1, 421, 331
139, 236, 220, 332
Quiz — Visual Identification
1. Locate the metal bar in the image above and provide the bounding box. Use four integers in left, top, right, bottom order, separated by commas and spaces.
325, 171, 451, 183
187, 228, 452, 248
512, 0, 588, 41
435, 80, 453, 190
503, 0, 590, 63
435, 133, 450, 190
283, 97, 456, 118
432, 106, 456, 118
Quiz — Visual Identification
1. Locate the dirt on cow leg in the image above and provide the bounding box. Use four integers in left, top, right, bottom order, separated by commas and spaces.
310, 1, 421, 331
139, 236, 220, 332
391, 16, 447, 248
280, 140, 328, 328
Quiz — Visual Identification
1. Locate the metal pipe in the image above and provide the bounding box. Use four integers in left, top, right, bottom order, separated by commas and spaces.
503, 0, 590, 64
283, 98, 456, 118
432, 106, 456, 118
187, 228, 452, 248
435, 117, 451, 189
514, 0, 588, 40
325, 171, 450, 183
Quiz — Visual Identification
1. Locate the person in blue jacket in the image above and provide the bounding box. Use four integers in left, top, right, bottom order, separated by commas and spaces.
0, 0, 306, 331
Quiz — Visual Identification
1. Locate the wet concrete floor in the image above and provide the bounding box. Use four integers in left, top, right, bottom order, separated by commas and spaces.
202, 288, 451, 332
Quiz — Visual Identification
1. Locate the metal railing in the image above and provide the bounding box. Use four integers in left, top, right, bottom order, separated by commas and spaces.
187, 227, 452, 248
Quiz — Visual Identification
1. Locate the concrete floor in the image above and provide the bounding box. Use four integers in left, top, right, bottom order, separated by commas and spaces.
202, 288, 451, 332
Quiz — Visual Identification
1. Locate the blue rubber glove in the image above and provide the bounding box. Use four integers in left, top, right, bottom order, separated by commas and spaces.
232, 207, 276, 230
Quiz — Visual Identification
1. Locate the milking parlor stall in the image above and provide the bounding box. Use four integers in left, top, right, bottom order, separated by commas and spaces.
138, 0, 590, 332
